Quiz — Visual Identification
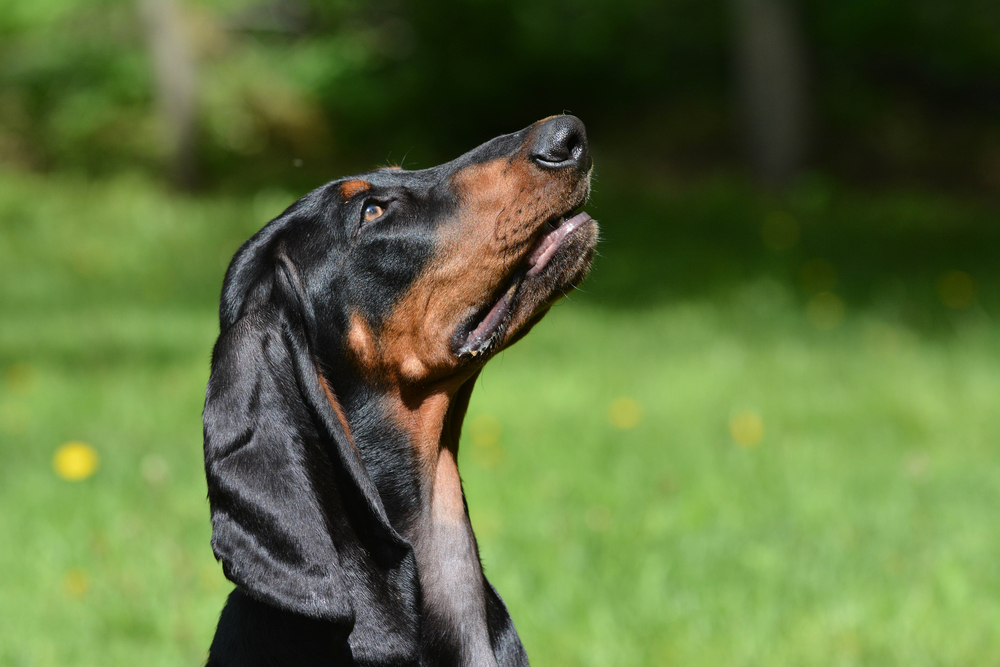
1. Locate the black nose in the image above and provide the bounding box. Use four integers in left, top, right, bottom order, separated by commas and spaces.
531, 115, 591, 172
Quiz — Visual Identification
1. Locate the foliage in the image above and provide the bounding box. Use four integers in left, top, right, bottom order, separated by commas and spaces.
0, 0, 998, 188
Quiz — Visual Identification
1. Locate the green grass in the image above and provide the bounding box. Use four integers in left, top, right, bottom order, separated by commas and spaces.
1, 168, 998, 666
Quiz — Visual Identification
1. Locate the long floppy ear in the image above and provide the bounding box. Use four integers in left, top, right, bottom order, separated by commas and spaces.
203, 233, 419, 643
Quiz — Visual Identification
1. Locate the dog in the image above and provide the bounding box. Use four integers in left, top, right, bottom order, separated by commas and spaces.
202, 115, 598, 666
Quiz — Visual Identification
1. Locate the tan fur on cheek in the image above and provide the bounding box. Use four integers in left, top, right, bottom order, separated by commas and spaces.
348, 310, 440, 386
347, 312, 378, 371
400, 357, 429, 383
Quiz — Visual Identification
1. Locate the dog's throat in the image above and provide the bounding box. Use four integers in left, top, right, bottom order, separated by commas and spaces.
412, 448, 497, 665
373, 388, 497, 665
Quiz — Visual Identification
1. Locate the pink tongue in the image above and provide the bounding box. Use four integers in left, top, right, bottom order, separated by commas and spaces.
526, 212, 592, 276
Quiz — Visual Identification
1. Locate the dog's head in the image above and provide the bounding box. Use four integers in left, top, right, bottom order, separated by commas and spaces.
203, 116, 597, 653
222, 114, 596, 389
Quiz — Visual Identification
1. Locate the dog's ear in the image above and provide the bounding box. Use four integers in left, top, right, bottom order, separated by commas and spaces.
203, 229, 418, 636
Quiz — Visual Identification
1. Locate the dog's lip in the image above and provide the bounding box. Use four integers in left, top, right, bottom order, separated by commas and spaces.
453, 272, 523, 358
453, 207, 591, 359
525, 211, 592, 276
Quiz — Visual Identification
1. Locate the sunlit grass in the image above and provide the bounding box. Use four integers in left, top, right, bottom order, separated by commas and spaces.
1, 169, 998, 666
466, 302, 1000, 666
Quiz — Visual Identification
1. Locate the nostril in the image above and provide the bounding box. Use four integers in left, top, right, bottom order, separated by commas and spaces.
564, 131, 586, 163
531, 116, 590, 171
534, 129, 574, 163
565, 133, 579, 156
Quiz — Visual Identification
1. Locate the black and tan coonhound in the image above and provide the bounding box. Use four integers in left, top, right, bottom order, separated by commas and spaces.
202, 115, 598, 666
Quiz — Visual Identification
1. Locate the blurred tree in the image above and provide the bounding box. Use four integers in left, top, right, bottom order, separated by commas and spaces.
732, 0, 810, 186
139, 0, 199, 189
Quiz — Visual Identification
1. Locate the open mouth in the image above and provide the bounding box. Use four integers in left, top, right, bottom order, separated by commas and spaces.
454, 209, 593, 358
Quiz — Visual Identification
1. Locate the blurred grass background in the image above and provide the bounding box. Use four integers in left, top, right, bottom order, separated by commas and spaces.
1, 0, 999, 665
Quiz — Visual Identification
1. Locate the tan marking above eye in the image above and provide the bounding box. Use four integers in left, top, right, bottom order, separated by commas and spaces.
339, 180, 371, 199
363, 203, 385, 222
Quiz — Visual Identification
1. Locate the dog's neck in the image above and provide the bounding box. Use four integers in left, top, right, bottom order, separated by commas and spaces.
337, 375, 498, 665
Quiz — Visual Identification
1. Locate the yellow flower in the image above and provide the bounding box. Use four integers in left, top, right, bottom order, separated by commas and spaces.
467, 414, 504, 469
730, 410, 764, 448
807, 292, 844, 330
608, 397, 642, 430
936, 271, 976, 309
62, 567, 90, 598
53, 442, 99, 481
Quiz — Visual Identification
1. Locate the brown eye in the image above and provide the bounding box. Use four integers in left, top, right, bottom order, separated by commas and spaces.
362, 203, 384, 223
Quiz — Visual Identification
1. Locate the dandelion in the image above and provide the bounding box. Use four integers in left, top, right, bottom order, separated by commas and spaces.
761, 212, 799, 251
730, 410, 764, 448
467, 414, 503, 468
799, 258, 838, 293
807, 292, 845, 330
62, 567, 90, 598
936, 271, 976, 309
608, 397, 642, 430
53, 442, 99, 481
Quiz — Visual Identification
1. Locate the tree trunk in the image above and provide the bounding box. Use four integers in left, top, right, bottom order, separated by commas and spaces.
139, 0, 199, 189
732, 0, 809, 187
